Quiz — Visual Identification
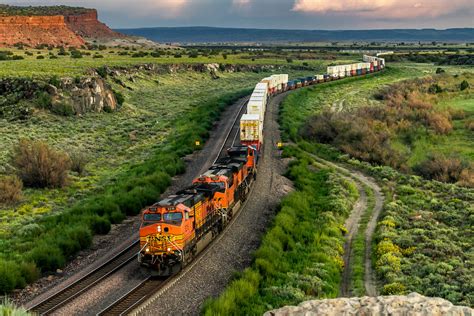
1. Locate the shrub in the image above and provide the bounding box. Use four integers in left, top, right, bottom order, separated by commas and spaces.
93, 54, 104, 59
0, 175, 23, 204
0, 260, 22, 292
70, 50, 83, 58
36, 91, 52, 109
51, 101, 75, 116
90, 216, 111, 235
113, 90, 125, 106
12, 139, 71, 188
414, 154, 470, 184
435, 67, 445, 74
426, 112, 452, 134
69, 150, 89, 175
28, 243, 65, 272
460, 80, 469, 91
36, 55, 44, 60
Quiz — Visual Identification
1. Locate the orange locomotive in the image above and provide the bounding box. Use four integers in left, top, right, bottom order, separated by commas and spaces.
138, 146, 257, 275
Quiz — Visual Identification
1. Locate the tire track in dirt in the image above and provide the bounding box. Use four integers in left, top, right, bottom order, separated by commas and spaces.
304, 153, 383, 296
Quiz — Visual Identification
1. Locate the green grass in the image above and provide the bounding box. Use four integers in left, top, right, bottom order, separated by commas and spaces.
0, 48, 350, 77
350, 185, 375, 296
203, 148, 358, 315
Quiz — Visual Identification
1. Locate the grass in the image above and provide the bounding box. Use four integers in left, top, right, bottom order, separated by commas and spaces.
203, 148, 358, 315
0, 47, 353, 77
0, 297, 30, 316
350, 185, 375, 296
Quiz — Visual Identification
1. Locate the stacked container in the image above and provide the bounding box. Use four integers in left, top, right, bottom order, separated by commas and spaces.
240, 114, 262, 151
316, 75, 324, 83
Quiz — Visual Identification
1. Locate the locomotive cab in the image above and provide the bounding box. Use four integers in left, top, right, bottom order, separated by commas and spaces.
138, 194, 202, 274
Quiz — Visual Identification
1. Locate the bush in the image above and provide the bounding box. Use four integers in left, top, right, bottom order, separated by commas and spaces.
69, 150, 89, 175
90, 216, 111, 235
51, 101, 75, 116
36, 55, 44, 60
414, 154, 470, 184
28, 243, 65, 272
113, 90, 125, 106
12, 139, 71, 188
460, 80, 469, 91
70, 50, 83, 59
0, 260, 22, 292
36, 91, 52, 109
0, 175, 23, 204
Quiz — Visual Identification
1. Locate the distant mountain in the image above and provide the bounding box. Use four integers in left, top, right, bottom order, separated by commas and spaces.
116, 26, 474, 43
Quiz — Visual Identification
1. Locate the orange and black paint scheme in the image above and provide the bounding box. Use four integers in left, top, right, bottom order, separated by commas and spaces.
138, 146, 257, 275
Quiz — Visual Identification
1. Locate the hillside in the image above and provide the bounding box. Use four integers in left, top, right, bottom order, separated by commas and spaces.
0, 5, 124, 47
117, 26, 474, 43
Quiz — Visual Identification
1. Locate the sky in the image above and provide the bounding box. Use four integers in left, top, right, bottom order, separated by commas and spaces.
4, 0, 474, 30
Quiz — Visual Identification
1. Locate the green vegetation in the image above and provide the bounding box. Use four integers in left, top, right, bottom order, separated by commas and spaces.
0, 297, 31, 316
346, 159, 473, 306
385, 52, 474, 66
0, 4, 90, 16
0, 46, 350, 77
301, 73, 473, 185
203, 148, 358, 314
351, 186, 375, 296
277, 62, 473, 306
2, 67, 315, 293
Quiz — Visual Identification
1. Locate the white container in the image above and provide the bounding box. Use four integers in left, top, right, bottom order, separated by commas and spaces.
327, 66, 337, 75
240, 114, 262, 142
248, 96, 266, 119
316, 74, 324, 81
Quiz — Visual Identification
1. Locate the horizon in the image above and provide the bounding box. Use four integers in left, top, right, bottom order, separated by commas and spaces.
3, 0, 473, 30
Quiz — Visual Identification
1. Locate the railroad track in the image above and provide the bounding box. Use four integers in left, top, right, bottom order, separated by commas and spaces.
98, 277, 167, 316
28, 241, 139, 315
98, 96, 250, 316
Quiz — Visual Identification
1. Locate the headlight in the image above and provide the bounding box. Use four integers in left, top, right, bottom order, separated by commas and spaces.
167, 247, 171, 252
157, 226, 161, 232
145, 248, 150, 252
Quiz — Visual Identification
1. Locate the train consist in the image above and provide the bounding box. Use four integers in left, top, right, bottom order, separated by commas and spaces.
138, 55, 385, 275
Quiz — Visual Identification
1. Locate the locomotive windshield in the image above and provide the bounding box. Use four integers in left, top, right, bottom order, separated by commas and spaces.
143, 213, 161, 221
163, 212, 183, 224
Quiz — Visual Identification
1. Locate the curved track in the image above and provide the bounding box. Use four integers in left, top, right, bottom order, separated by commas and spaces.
26, 96, 249, 316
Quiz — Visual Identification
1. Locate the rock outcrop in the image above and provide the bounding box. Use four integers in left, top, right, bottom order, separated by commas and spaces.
52, 77, 118, 114
0, 15, 85, 47
264, 293, 473, 316
0, 6, 124, 47
64, 10, 125, 40
0, 76, 117, 120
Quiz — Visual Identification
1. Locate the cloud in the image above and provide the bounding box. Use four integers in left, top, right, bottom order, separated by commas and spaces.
232, 0, 252, 10
292, 0, 473, 19
135, 0, 188, 18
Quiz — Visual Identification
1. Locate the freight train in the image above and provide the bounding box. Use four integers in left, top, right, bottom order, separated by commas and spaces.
137, 55, 385, 275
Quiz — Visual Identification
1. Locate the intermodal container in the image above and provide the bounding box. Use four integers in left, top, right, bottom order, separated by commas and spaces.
316, 75, 324, 82
240, 114, 262, 150
356, 69, 362, 76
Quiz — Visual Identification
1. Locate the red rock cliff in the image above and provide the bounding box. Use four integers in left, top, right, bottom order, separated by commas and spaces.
0, 15, 85, 47
65, 10, 125, 40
